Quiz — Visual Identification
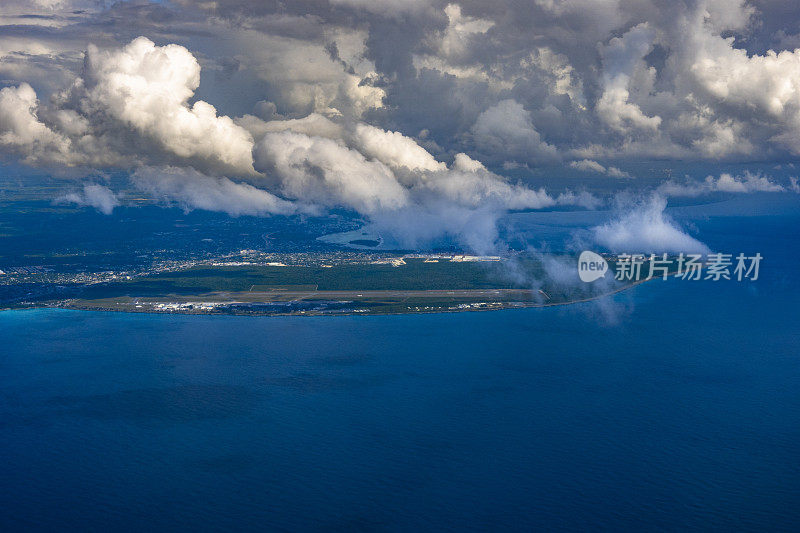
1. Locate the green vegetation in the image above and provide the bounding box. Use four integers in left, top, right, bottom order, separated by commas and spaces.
42, 254, 676, 316
80, 258, 533, 298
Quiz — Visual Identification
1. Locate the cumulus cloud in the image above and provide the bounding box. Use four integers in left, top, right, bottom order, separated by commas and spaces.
569, 159, 606, 173
254, 131, 410, 214
237, 113, 344, 141
76, 37, 257, 175
471, 99, 558, 164
420, 167, 556, 211
247, 116, 599, 250
349, 123, 446, 172
451, 152, 486, 172
597, 23, 662, 134
657, 172, 785, 197
591, 195, 710, 254
606, 167, 632, 179
249, 125, 593, 250
231, 26, 386, 118
569, 159, 631, 178
0, 83, 72, 164
0, 38, 259, 173
683, 6, 800, 156
6, 1, 800, 252
7, 0, 800, 168
56, 183, 119, 214
438, 3, 494, 61
132, 167, 297, 217
0, 36, 599, 252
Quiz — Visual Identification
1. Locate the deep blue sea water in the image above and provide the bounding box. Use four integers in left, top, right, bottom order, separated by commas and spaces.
2, 208, 800, 531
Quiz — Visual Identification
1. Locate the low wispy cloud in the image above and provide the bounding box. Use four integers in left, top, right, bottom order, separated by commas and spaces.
55, 183, 119, 215
657, 172, 785, 197
569, 159, 632, 179
590, 195, 710, 254
132, 167, 298, 217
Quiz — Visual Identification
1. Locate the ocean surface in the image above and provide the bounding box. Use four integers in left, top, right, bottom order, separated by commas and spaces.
2, 208, 800, 531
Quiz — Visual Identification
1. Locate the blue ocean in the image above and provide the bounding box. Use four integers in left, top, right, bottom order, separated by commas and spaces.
2, 206, 799, 531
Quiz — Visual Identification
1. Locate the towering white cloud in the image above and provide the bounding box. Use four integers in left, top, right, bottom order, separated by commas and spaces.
0, 83, 71, 164
682, 6, 800, 155
0, 38, 259, 173
76, 37, 257, 175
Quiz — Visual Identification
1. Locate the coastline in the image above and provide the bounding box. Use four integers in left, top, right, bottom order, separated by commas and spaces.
1, 276, 660, 317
